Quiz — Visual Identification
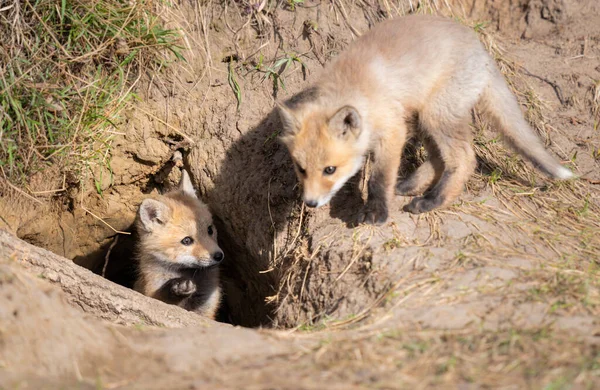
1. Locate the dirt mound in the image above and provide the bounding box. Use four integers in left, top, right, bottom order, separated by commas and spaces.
2, 230, 599, 388
0, 232, 307, 389
462, 0, 565, 38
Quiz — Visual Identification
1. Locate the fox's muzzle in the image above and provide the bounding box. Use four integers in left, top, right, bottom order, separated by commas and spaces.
304, 199, 318, 208
212, 251, 224, 263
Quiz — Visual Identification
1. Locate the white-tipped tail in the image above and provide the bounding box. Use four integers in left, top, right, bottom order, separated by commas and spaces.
555, 166, 574, 180
482, 68, 572, 180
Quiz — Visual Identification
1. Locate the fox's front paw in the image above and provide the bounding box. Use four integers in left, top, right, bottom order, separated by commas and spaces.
170, 278, 197, 296
357, 199, 388, 225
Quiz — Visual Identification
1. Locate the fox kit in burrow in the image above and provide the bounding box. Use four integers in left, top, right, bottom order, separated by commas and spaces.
134, 169, 223, 319
278, 15, 573, 225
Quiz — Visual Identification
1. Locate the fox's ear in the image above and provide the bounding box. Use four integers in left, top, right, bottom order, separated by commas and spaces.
328, 106, 361, 139
178, 169, 197, 199
138, 199, 170, 231
277, 102, 301, 140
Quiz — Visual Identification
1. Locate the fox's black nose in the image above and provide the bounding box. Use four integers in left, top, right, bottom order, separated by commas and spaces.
212, 251, 224, 262
305, 200, 318, 208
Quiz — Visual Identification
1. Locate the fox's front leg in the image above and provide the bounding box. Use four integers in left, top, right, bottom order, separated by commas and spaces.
169, 278, 197, 296
152, 277, 197, 304
358, 126, 405, 225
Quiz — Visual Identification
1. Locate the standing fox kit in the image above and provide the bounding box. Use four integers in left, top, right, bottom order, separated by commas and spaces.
278, 15, 573, 224
134, 170, 223, 319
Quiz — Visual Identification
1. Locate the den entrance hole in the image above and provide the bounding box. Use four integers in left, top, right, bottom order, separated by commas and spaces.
72, 137, 295, 328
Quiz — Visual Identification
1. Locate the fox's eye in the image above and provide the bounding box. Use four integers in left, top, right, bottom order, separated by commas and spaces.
208, 225, 214, 235
323, 166, 336, 175
181, 236, 194, 246
296, 163, 306, 175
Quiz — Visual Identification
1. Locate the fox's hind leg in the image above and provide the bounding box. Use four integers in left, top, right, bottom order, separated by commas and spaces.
396, 138, 444, 196
404, 136, 475, 213
403, 113, 476, 214
403, 75, 483, 214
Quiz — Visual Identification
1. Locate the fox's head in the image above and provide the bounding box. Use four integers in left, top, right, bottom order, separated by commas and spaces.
136, 170, 224, 268
278, 102, 368, 208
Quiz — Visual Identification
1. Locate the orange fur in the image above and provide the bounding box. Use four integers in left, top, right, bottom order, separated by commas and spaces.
134, 170, 222, 319
278, 15, 572, 224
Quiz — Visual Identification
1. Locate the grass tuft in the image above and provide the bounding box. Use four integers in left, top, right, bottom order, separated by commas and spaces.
0, 0, 183, 187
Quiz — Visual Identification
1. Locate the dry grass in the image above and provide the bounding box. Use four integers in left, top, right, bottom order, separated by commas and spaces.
591, 79, 600, 132
0, 0, 182, 190
466, 23, 600, 273
293, 326, 600, 388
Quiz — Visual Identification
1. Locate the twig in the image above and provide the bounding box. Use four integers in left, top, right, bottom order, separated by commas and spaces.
81, 206, 131, 235
334, 1, 361, 37
0, 174, 44, 205
102, 236, 120, 277
281, 202, 306, 260
300, 245, 321, 300
581, 177, 600, 185
30, 174, 66, 195
335, 230, 373, 282
521, 67, 566, 105
127, 104, 195, 144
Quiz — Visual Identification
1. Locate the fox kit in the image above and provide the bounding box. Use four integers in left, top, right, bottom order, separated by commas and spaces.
278, 15, 573, 225
134, 169, 223, 319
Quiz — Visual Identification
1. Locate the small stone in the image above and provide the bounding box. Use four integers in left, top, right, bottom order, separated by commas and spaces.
42, 270, 60, 282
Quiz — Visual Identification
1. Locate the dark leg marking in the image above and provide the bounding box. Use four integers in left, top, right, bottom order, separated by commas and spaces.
357, 170, 389, 225
403, 169, 453, 214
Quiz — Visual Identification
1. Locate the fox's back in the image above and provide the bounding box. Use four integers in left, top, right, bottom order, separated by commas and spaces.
350, 15, 479, 60
320, 15, 490, 107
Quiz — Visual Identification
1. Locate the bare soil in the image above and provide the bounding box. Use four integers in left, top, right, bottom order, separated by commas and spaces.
1, 0, 599, 388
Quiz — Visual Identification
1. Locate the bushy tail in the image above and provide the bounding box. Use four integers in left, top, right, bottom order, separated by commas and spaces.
481, 69, 573, 179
